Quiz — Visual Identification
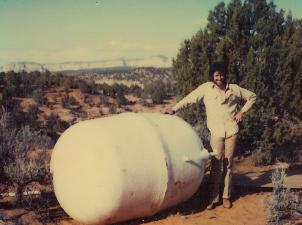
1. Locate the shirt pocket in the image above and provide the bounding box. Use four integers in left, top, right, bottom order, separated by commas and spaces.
206, 92, 218, 100
204, 93, 219, 105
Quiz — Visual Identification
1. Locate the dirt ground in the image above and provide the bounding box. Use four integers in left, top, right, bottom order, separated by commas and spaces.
54, 193, 270, 225
1, 154, 301, 225
0, 183, 271, 225
0, 160, 273, 225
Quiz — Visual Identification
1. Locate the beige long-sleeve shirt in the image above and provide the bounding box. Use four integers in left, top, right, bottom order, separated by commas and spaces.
172, 82, 256, 138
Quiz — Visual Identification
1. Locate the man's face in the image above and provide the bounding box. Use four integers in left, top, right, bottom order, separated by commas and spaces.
213, 70, 226, 87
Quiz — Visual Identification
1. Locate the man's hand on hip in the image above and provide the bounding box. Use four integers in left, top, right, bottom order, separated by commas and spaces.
234, 111, 245, 123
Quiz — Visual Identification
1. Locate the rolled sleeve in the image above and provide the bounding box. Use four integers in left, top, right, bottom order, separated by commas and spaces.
239, 87, 256, 113
172, 83, 206, 112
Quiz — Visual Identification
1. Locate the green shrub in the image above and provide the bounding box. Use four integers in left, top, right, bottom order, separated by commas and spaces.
112, 83, 129, 94
32, 89, 47, 105
109, 105, 117, 114
265, 169, 302, 225
0, 112, 53, 205
99, 83, 115, 97
129, 84, 143, 97
79, 80, 98, 94
45, 112, 69, 140
116, 92, 128, 106
26, 104, 39, 128
79, 81, 91, 94
61, 94, 77, 108
3, 153, 50, 206
272, 117, 302, 162
144, 80, 167, 104
62, 78, 72, 92
251, 149, 274, 166
99, 94, 108, 105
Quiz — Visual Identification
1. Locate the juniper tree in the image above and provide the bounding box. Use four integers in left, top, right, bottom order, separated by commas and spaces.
172, 0, 302, 162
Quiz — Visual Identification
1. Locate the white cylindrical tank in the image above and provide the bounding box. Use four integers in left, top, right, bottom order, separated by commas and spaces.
51, 113, 210, 225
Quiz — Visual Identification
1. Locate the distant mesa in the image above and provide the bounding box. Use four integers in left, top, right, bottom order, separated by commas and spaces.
0, 62, 47, 73
0, 56, 172, 73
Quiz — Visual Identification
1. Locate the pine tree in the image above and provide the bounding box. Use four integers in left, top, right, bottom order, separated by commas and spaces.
172, 0, 302, 162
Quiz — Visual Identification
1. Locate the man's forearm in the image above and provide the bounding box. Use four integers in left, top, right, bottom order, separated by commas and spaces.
172, 84, 206, 112
172, 100, 187, 112
240, 89, 257, 113
241, 98, 256, 112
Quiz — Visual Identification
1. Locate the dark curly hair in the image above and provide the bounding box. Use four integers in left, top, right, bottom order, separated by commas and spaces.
209, 61, 227, 80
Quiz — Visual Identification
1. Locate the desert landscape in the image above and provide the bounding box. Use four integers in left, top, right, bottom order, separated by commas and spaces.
1, 0, 302, 224
0, 68, 301, 225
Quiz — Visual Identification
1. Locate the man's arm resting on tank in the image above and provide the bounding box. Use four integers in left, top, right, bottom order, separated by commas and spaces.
165, 109, 176, 115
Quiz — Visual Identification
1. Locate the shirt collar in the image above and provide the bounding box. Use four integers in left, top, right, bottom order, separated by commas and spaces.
211, 82, 230, 91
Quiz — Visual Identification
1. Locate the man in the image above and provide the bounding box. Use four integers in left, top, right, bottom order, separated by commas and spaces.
170, 62, 256, 209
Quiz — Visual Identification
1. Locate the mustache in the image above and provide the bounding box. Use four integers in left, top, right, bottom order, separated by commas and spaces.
214, 80, 226, 84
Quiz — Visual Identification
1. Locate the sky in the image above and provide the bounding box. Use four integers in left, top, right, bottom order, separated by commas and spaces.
1, 0, 302, 66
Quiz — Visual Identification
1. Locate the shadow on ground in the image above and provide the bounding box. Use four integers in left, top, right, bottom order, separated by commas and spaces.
233, 163, 302, 190
116, 174, 271, 225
